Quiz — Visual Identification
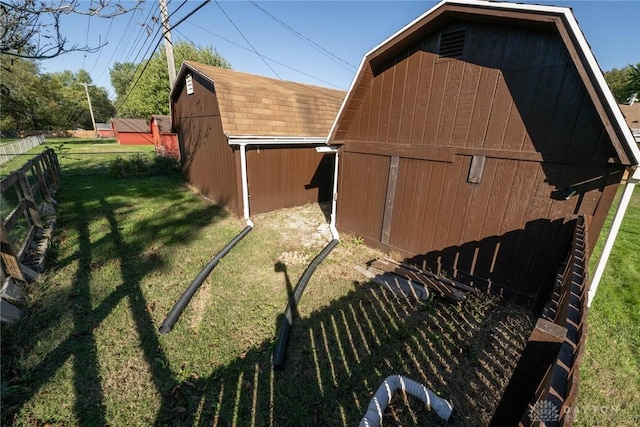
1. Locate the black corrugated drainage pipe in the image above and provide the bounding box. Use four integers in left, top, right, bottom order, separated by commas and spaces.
159, 224, 253, 334
273, 238, 339, 370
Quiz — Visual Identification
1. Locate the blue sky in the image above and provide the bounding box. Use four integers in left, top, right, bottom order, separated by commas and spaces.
39, 0, 640, 98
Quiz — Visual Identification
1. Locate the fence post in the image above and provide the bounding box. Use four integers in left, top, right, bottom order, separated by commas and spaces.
32, 154, 56, 205
489, 318, 567, 427
0, 223, 27, 282
45, 149, 61, 189
16, 164, 43, 229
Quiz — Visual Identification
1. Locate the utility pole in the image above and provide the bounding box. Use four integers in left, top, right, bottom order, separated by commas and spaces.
159, 0, 176, 88
83, 83, 97, 138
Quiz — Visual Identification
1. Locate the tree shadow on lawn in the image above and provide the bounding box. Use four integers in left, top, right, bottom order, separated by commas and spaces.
2, 168, 535, 426
156, 278, 535, 427
1, 172, 230, 426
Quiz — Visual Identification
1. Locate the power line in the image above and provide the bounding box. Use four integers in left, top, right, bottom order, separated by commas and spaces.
82, 0, 93, 70
185, 22, 346, 90
114, 0, 212, 115
88, 16, 114, 75
248, 1, 356, 72
214, 0, 281, 80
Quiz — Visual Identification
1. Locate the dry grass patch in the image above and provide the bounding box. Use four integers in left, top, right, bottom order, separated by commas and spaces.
1, 144, 536, 426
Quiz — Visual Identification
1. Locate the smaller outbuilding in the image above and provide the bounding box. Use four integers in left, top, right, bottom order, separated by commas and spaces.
111, 118, 153, 145
150, 115, 179, 159
96, 123, 114, 138
170, 61, 344, 217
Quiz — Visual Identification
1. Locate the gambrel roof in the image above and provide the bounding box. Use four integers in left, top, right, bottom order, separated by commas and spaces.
174, 61, 345, 139
328, 0, 640, 167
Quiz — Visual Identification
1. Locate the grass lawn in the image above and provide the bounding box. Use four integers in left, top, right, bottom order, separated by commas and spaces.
575, 185, 640, 426
1, 140, 637, 426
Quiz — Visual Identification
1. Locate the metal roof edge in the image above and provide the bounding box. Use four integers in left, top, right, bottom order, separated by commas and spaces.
227, 135, 327, 146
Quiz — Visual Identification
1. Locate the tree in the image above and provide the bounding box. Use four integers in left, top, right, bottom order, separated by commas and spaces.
625, 64, 640, 99
1, 0, 139, 60
0, 54, 114, 131
0, 54, 50, 130
603, 63, 640, 103
113, 41, 231, 118
44, 70, 115, 129
109, 61, 136, 100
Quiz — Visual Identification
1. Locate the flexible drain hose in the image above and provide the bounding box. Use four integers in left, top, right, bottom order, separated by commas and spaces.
359, 375, 453, 427
273, 239, 339, 370
159, 225, 253, 334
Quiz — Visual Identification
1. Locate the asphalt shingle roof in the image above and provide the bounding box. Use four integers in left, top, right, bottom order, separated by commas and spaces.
111, 118, 149, 133
183, 61, 345, 138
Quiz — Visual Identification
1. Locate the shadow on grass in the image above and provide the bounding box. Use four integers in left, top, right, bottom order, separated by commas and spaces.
2, 161, 534, 427
155, 278, 534, 426
1, 168, 228, 425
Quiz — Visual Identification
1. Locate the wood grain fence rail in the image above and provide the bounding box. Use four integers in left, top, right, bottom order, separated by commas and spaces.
490, 216, 590, 426
1, 149, 61, 322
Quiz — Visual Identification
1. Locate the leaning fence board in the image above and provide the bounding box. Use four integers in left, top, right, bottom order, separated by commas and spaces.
0, 223, 26, 282
371, 258, 466, 302
355, 265, 430, 300
0, 149, 60, 285
382, 256, 479, 293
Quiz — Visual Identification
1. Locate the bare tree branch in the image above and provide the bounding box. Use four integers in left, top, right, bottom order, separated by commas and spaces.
0, 0, 141, 60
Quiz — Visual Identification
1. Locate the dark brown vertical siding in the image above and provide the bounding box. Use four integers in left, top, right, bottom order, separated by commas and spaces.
174, 72, 240, 215
451, 64, 482, 145
397, 50, 421, 144
335, 19, 628, 298
336, 152, 389, 242
411, 52, 437, 144
246, 147, 333, 215
387, 56, 408, 144
422, 61, 449, 145
436, 60, 465, 145
467, 68, 501, 148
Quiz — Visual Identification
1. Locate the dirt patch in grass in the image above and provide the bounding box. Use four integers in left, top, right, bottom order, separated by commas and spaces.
1, 154, 536, 427
256, 202, 333, 249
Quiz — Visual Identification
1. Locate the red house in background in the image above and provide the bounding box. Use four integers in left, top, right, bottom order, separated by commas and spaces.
150, 115, 180, 159
96, 123, 114, 138
111, 118, 153, 145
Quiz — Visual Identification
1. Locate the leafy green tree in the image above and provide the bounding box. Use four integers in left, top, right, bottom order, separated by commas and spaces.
40, 70, 114, 130
604, 63, 640, 103
0, 57, 115, 131
625, 63, 640, 100
110, 62, 136, 100
0, 54, 49, 130
114, 41, 231, 118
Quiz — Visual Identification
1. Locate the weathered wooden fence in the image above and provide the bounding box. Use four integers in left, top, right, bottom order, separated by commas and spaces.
1, 149, 61, 323
0, 135, 46, 165
490, 215, 590, 426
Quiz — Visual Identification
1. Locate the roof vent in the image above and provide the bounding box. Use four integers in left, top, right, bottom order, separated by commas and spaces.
439, 28, 466, 59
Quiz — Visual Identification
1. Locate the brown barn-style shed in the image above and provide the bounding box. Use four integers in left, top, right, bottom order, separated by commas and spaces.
111, 118, 153, 145
150, 115, 180, 160
328, 0, 640, 305
170, 61, 344, 218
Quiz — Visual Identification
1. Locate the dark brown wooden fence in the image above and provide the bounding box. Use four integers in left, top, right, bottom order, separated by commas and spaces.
490, 215, 590, 426
1, 149, 60, 295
